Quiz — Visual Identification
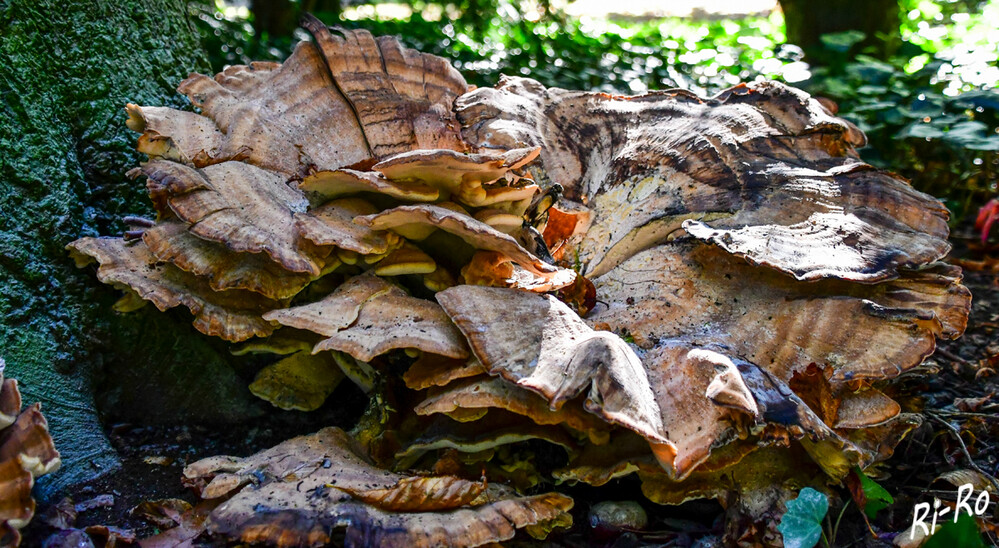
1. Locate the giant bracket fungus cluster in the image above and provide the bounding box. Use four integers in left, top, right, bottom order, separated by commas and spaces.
68, 15, 971, 547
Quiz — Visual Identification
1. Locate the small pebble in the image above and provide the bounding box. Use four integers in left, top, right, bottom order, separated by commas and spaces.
588, 500, 648, 533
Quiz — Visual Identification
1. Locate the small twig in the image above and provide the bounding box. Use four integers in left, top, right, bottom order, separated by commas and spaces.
927, 411, 999, 493
934, 411, 999, 420
123, 229, 146, 241
122, 215, 155, 228
934, 346, 969, 364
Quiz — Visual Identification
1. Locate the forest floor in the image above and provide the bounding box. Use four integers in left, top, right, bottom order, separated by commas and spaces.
21, 226, 999, 548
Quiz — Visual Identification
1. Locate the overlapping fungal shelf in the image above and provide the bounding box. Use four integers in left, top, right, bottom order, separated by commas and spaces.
69, 15, 970, 547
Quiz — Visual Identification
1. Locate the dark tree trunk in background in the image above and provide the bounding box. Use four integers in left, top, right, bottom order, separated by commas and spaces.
778, 0, 901, 58
251, 0, 298, 38
0, 0, 265, 499
250, 0, 341, 39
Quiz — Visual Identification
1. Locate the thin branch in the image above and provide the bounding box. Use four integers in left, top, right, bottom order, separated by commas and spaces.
927, 411, 999, 493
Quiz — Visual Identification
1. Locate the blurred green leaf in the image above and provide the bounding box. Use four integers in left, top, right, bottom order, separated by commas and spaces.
820, 30, 866, 52
924, 513, 986, 548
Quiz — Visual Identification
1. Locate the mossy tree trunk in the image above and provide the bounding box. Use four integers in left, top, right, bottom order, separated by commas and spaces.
0, 0, 265, 498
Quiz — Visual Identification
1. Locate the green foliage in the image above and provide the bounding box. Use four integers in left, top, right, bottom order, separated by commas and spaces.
778, 488, 829, 548
854, 467, 894, 518
924, 513, 987, 547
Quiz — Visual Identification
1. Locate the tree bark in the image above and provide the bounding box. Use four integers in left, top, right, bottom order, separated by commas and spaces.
778, 0, 901, 58
0, 0, 265, 498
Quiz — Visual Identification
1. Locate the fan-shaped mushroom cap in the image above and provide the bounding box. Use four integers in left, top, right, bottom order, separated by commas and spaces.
415, 376, 611, 444
372, 147, 540, 199
68, 238, 277, 342
299, 169, 440, 203
263, 273, 403, 337
125, 104, 224, 167
588, 242, 970, 382
331, 351, 379, 393
182, 427, 571, 548
403, 355, 486, 391
542, 201, 591, 254
175, 41, 372, 177
139, 160, 322, 275
553, 431, 669, 488
473, 209, 523, 234
356, 205, 570, 282
456, 77, 952, 282
230, 330, 318, 356
294, 197, 402, 254
457, 181, 539, 209
436, 286, 666, 444
395, 413, 580, 464
143, 218, 319, 300
301, 17, 471, 156
833, 388, 901, 429
249, 352, 345, 411
373, 244, 437, 276
315, 294, 469, 362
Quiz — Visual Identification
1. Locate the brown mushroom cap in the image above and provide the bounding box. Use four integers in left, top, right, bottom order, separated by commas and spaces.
0, 379, 20, 430
395, 412, 580, 464
436, 286, 666, 444
68, 238, 277, 342
182, 427, 572, 548
315, 293, 469, 362
248, 352, 345, 411
833, 387, 901, 429
403, 355, 486, 391
143, 218, 320, 300
230, 330, 318, 356
588, 242, 968, 382
175, 40, 372, 178
356, 204, 570, 281
263, 273, 403, 337
473, 209, 523, 234
295, 197, 402, 254
301, 17, 471, 157
0, 459, 32, 546
373, 244, 437, 276
0, 370, 61, 545
373, 147, 539, 188
299, 169, 440, 202
125, 104, 224, 167
415, 376, 611, 444
139, 160, 322, 275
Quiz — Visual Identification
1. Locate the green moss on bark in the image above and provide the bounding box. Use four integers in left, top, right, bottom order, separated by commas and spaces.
0, 0, 264, 497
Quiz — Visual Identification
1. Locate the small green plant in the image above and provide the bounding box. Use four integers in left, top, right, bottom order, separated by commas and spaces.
779, 488, 828, 548
779, 488, 853, 548
853, 467, 894, 518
